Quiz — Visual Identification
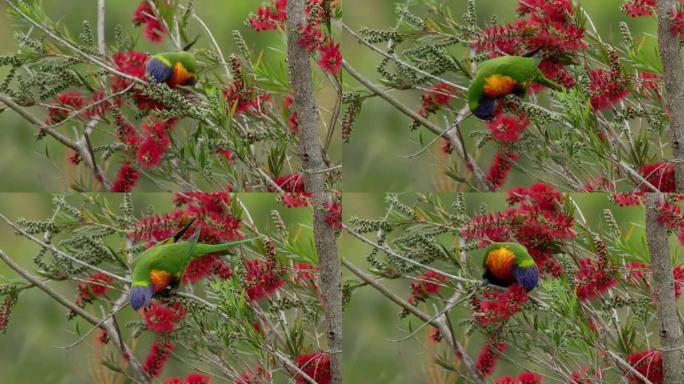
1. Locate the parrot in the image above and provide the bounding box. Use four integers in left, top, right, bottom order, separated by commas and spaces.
145, 51, 199, 87
481, 242, 539, 291
129, 220, 255, 310
467, 55, 564, 120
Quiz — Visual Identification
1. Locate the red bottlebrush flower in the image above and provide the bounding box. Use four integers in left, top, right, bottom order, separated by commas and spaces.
248, 0, 287, 32
508, 182, 561, 212
418, 82, 458, 117
162, 378, 182, 384
184, 373, 212, 384
291, 263, 319, 288
245, 259, 285, 301
318, 43, 342, 75
671, 9, 684, 39
235, 366, 271, 384
476, 341, 506, 377
655, 200, 683, 229
47, 91, 86, 124
575, 258, 617, 301
280, 193, 312, 208
143, 300, 187, 333
143, 341, 175, 378
273, 173, 306, 192
85, 90, 113, 119
111, 162, 140, 192
611, 193, 644, 207
295, 352, 331, 384
622, 0, 656, 17
486, 151, 519, 189
640, 161, 676, 192
637, 72, 663, 95
518, 371, 543, 384
132, 1, 166, 43
408, 271, 447, 305
114, 112, 142, 148
76, 272, 114, 306
472, 285, 529, 326
224, 81, 270, 116
299, 24, 325, 52
589, 69, 630, 111
627, 350, 663, 384
136, 118, 176, 169
535, 58, 576, 90
674, 266, 684, 298
324, 201, 342, 230
289, 111, 299, 134
516, 0, 572, 24
68, 150, 82, 165
487, 113, 529, 143
183, 254, 221, 283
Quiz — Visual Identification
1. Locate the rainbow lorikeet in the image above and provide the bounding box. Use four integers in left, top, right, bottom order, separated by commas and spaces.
482, 242, 539, 291
129, 221, 254, 310
468, 56, 564, 120
145, 51, 199, 87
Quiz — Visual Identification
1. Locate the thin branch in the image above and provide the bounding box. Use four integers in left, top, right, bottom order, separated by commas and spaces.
342, 60, 493, 191
97, 0, 106, 55
191, 12, 231, 79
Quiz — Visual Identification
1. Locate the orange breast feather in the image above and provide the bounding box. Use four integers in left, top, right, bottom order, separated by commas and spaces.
485, 247, 516, 282
169, 62, 191, 87
150, 269, 172, 293
483, 75, 517, 98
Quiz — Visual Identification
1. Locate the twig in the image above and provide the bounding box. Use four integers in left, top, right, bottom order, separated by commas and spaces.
191, 12, 231, 79
97, 0, 106, 55
342, 60, 493, 191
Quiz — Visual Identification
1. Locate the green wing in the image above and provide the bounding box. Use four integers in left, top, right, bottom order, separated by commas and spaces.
481, 242, 534, 268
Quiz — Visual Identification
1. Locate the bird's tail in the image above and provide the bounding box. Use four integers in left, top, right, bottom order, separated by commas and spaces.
535, 69, 564, 92
193, 238, 257, 257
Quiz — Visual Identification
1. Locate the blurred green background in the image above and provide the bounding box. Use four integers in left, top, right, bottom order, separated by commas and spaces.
0, 193, 313, 383
0, 1, 341, 191
342, 0, 660, 192
341, 193, 654, 383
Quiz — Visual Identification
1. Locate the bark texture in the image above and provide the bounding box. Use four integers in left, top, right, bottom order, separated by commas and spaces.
645, 193, 684, 383
656, 0, 684, 191
286, 1, 343, 383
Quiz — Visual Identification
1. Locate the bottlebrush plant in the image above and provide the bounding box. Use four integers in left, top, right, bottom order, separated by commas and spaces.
0, 0, 341, 192
0, 193, 333, 383
342, 0, 679, 192
343, 190, 683, 382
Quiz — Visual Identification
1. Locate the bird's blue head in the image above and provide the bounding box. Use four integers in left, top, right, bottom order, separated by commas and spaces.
129, 284, 153, 310
145, 58, 173, 83
512, 264, 539, 291
473, 97, 497, 120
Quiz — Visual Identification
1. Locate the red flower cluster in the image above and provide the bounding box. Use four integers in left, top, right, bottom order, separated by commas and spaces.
295, 352, 331, 384
627, 350, 663, 384
111, 162, 141, 192
136, 118, 177, 169
318, 42, 342, 75
418, 82, 458, 118
245, 259, 286, 301
486, 151, 519, 189
476, 340, 507, 377
224, 59, 271, 116
143, 300, 187, 333
611, 193, 644, 207
671, 9, 684, 39
130, 193, 242, 283
407, 271, 446, 305
324, 201, 342, 230
640, 161, 676, 192
45, 91, 85, 125
291, 263, 319, 288
234, 366, 271, 384
589, 69, 630, 112
494, 371, 543, 384
271, 173, 312, 208
575, 257, 617, 301
76, 272, 114, 307
132, 1, 166, 43
248, 0, 287, 32
143, 341, 175, 378
0, 292, 17, 334
462, 183, 575, 276
622, 0, 656, 17
472, 284, 529, 326
487, 113, 530, 143
163, 373, 211, 384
